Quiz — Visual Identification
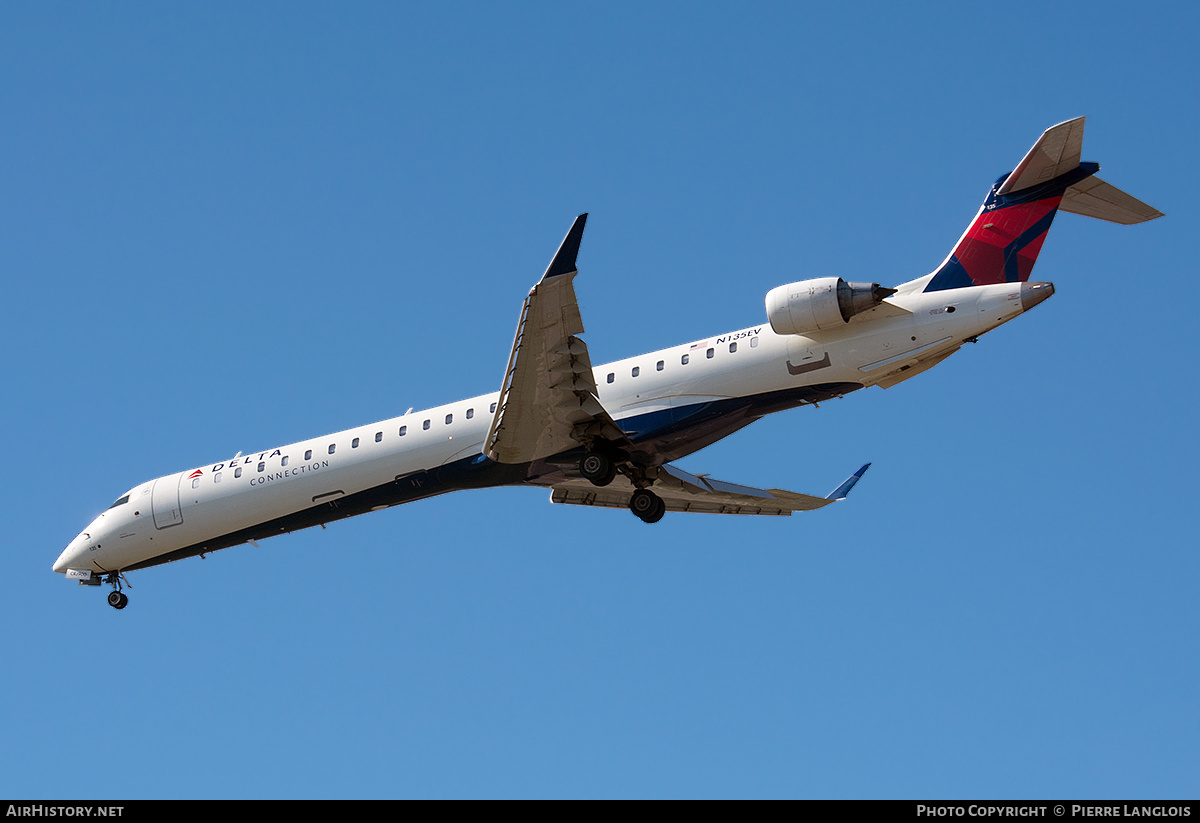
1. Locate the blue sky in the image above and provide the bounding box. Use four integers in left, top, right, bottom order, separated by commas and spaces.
3, 2, 1196, 799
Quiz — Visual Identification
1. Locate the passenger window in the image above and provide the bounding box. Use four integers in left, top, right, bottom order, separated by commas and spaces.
375, 431, 383, 442
750, 337, 759, 348
729, 342, 737, 353
352, 437, 360, 448
423, 420, 431, 430
235, 467, 243, 478
281, 456, 289, 467
681, 354, 689, 365
631, 366, 640, 378
706, 348, 714, 359
305, 449, 313, 460
607, 373, 614, 384
257, 462, 265, 472
192, 477, 200, 489
466, 409, 474, 420
214, 472, 222, 484
399, 426, 407, 436
490, 402, 497, 413
445, 414, 452, 425
657, 360, 664, 371
328, 444, 336, 455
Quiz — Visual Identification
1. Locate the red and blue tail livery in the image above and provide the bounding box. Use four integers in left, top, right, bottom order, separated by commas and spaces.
925, 117, 1161, 293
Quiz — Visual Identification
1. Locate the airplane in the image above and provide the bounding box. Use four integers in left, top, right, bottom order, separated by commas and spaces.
53, 117, 1161, 609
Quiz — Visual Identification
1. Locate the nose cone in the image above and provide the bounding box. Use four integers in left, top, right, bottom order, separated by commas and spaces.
52, 545, 74, 574
53, 533, 87, 574
1021, 281, 1055, 312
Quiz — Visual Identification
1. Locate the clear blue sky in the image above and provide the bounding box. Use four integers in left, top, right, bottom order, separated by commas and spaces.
3, 2, 1196, 799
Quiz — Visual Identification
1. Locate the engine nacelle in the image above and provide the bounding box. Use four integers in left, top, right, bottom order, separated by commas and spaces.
765, 277, 896, 335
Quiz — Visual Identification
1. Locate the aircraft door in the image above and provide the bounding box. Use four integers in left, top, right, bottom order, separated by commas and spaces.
785, 335, 831, 377
151, 474, 184, 529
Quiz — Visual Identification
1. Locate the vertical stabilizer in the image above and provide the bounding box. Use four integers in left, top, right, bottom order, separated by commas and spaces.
925, 118, 1099, 293
924, 117, 1161, 293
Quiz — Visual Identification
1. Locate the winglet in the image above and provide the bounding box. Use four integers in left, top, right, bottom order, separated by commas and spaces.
826, 463, 871, 501
541, 214, 588, 281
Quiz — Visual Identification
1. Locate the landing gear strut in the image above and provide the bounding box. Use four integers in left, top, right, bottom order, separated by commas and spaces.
629, 488, 666, 524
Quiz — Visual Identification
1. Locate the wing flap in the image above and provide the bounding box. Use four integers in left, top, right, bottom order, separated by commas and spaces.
549, 463, 870, 517
550, 485, 801, 516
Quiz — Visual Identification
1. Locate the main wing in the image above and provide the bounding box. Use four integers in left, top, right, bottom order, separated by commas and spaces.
550, 462, 871, 516
485, 214, 630, 465
485, 215, 873, 520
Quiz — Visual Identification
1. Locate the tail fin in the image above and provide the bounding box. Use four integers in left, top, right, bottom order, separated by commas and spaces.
924, 117, 1162, 293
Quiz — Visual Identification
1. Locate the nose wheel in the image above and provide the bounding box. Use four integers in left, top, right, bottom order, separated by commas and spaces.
104, 572, 130, 610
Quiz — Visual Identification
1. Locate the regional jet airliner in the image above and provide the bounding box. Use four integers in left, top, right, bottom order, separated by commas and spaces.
54, 117, 1161, 608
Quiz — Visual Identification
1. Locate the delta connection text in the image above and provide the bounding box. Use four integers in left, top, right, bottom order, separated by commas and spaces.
916, 807, 1192, 818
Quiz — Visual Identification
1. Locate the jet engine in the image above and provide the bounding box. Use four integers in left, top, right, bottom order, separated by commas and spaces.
765, 277, 897, 335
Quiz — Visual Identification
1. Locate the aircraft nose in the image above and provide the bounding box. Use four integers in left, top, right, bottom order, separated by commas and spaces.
53, 535, 85, 574
53, 546, 72, 574
1020, 281, 1055, 312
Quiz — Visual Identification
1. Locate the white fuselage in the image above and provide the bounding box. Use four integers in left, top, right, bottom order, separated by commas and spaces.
53, 280, 1036, 577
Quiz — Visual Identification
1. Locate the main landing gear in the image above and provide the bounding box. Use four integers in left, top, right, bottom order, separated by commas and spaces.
578, 450, 617, 487
579, 448, 666, 523
629, 487, 666, 524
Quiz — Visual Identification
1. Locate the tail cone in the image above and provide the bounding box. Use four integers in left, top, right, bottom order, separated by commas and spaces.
1020, 281, 1055, 311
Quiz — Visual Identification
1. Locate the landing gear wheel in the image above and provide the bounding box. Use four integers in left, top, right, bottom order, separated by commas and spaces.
646, 495, 666, 523
629, 488, 666, 523
579, 451, 616, 487
107, 591, 128, 610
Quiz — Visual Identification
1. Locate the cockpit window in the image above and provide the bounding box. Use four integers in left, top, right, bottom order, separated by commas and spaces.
107, 494, 130, 510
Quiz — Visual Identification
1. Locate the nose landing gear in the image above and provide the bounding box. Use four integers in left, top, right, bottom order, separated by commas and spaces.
104, 572, 130, 610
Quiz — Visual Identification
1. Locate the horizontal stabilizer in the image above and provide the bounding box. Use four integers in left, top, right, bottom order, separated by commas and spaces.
1060, 176, 1163, 224
998, 117, 1085, 195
